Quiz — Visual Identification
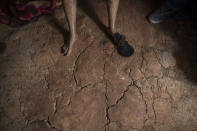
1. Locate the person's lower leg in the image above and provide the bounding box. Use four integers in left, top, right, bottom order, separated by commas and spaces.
107, 0, 120, 34
63, 0, 77, 55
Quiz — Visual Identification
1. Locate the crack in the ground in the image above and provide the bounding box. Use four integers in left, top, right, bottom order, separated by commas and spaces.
17, 93, 34, 131
103, 63, 132, 131
18, 97, 32, 131
19, 96, 31, 122
44, 71, 50, 89
152, 99, 157, 124
45, 117, 63, 131
165, 86, 174, 101
130, 49, 163, 126
53, 99, 57, 115
128, 61, 148, 117
19, 97, 24, 116
111, 82, 132, 108
101, 60, 112, 131
114, 85, 130, 106
102, 61, 110, 131
133, 82, 148, 128
140, 49, 166, 80
157, 77, 174, 103
72, 40, 95, 87
103, 47, 149, 130
133, 82, 148, 114
110, 121, 123, 130
18, 94, 60, 131
112, 121, 142, 131
19, 116, 63, 131
104, 82, 110, 131
21, 120, 30, 131
153, 49, 166, 69
75, 79, 105, 93
75, 85, 89, 93
150, 78, 158, 124
66, 96, 72, 106
104, 83, 133, 131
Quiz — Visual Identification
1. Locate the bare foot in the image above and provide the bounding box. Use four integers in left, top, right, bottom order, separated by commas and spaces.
62, 35, 76, 56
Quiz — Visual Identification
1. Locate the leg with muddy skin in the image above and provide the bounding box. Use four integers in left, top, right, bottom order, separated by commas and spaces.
62, 0, 77, 56
107, 0, 120, 34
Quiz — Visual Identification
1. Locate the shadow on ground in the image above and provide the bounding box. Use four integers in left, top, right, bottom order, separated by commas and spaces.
143, 0, 197, 84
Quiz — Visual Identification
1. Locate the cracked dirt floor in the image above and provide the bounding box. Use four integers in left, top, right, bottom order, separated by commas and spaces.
0, 0, 197, 131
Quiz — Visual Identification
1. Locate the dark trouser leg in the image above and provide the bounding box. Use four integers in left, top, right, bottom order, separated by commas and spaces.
165, 0, 187, 11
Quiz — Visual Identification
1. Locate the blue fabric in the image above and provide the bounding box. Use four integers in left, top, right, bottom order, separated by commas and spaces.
165, 0, 196, 19
165, 0, 187, 11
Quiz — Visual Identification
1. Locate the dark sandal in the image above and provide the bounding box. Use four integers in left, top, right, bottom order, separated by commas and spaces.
114, 33, 134, 57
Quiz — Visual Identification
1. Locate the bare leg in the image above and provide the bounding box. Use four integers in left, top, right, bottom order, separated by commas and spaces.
62, 0, 77, 56
107, 0, 120, 34
107, 0, 134, 57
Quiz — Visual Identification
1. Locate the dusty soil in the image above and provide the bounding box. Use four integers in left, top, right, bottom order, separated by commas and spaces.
0, 0, 197, 131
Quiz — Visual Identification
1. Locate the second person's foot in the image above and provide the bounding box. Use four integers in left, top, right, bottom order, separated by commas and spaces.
148, 3, 175, 24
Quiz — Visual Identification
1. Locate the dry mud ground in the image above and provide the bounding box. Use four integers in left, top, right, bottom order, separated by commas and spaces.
0, 0, 197, 131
